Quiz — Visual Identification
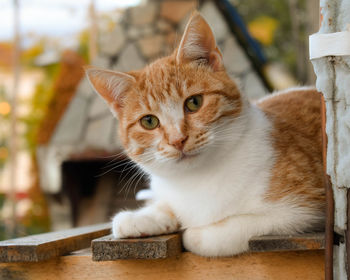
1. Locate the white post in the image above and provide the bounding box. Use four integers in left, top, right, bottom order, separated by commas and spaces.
310, 0, 350, 279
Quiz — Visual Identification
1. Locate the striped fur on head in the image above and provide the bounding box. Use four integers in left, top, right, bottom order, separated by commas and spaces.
85, 12, 243, 172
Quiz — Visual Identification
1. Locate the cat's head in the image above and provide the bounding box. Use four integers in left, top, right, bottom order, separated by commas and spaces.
85, 12, 247, 175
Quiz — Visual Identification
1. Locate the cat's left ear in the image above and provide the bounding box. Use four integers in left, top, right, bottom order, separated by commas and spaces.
84, 66, 136, 111
176, 11, 223, 71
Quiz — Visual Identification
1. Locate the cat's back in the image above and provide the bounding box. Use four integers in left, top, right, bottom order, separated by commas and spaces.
257, 87, 322, 141
256, 88, 325, 208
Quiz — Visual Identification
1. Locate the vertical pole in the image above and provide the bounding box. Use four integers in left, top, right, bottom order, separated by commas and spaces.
89, 0, 97, 63
287, 0, 306, 82
316, 4, 334, 279
7, 0, 20, 239
322, 94, 334, 280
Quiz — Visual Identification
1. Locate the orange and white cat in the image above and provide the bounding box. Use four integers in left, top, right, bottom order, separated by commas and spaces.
85, 12, 325, 257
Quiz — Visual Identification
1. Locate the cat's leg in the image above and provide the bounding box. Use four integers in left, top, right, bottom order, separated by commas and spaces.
182, 214, 280, 257
112, 201, 179, 238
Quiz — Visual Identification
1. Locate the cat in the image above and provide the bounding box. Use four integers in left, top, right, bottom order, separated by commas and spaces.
85, 11, 325, 257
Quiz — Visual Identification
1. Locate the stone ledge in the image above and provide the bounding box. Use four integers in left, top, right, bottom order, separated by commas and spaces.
249, 232, 325, 252
92, 234, 181, 261
91, 232, 325, 261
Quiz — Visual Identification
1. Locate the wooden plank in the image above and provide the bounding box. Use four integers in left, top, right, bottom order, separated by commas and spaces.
0, 223, 110, 262
92, 234, 181, 261
0, 250, 324, 280
249, 232, 325, 252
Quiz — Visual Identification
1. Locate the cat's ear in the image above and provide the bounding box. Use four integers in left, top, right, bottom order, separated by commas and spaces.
84, 66, 135, 109
176, 11, 223, 71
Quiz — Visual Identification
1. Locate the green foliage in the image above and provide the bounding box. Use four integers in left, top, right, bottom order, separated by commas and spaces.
232, 0, 309, 81
77, 29, 90, 63
21, 39, 45, 68
21, 63, 61, 155
0, 193, 5, 240
0, 86, 9, 170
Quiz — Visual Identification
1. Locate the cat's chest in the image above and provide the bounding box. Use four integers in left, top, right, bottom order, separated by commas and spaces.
150, 160, 271, 228
149, 107, 275, 228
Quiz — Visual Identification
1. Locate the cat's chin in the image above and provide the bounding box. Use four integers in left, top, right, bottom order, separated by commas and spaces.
176, 152, 198, 162
141, 149, 211, 177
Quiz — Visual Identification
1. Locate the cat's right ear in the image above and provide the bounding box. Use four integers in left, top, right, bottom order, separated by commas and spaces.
84, 66, 135, 110
176, 11, 223, 71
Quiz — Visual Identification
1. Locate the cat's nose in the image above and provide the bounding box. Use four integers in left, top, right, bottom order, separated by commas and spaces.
169, 135, 188, 151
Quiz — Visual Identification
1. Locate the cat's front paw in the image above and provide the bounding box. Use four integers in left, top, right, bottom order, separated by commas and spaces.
112, 208, 179, 239
112, 211, 148, 238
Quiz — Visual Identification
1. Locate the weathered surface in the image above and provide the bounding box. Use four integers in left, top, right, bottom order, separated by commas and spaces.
92, 232, 325, 261
130, 2, 157, 26
99, 25, 125, 56
249, 233, 325, 252
160, 0, 197, 23
310, 1, 350, 279
138, 35, 165, 59
92, 234, 181, 261
112, 43, 145, 72
0, 251, 324, 280
0, 223, 110, 262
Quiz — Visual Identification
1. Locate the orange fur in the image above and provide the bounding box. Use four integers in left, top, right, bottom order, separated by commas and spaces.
87, 12, 326, 256
258, 89, 325, 210
113, 55, 242, 161
86, 12, 324, 212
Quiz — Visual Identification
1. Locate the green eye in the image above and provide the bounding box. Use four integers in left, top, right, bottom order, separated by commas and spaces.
184, 95, 203, 113
140, 115, 159, 130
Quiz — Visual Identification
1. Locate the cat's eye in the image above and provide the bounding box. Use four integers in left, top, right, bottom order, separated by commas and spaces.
184, 95, 203, 113
140, 115, 159, 130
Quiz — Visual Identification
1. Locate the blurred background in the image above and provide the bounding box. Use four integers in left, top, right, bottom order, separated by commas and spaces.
0, 0, 319, 240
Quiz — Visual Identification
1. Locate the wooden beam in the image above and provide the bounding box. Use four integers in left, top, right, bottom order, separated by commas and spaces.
92, 234, 181, 261
0, 223, 110, 262
0, 251, 324, 280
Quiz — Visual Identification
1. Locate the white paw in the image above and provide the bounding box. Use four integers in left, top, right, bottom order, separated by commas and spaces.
183, 226, 249, 257
182, 227, 203, 255
112, 210, 178, 239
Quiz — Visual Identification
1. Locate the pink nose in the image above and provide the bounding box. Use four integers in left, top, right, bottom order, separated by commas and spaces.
169, 135, 188, 151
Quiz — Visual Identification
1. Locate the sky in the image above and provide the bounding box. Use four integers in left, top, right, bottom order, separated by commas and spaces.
0, 0, 141, 44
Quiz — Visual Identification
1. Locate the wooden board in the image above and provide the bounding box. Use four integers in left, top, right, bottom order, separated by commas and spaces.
249, 232, 325, 252
0, 251, 324, 280
0, 223, 110, 262
92, 234, 181, 261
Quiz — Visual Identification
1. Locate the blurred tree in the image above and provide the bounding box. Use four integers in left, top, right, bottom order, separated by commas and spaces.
19, 160, 50, 236
77, 30, 90, 63
21, 39, 45, 67
0, 87, 9, 170
0, 193, 5, 240
232, 0, 318, 84
248, 16, 278, 46
21, 63, 60, 155
0, 42, 14, 70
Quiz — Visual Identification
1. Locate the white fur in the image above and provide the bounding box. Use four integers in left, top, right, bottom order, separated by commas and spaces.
112, 101, 321, 256
112, 201, 178, 238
